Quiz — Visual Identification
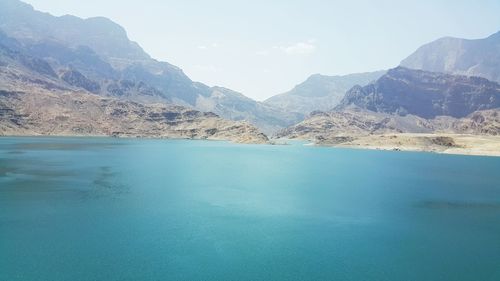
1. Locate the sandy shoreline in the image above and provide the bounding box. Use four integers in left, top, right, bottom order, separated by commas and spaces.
2, 133, 499, 156
311, 133, 500, 157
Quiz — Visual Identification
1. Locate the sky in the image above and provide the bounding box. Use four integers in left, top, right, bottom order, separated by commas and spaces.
24, 0, 500, 101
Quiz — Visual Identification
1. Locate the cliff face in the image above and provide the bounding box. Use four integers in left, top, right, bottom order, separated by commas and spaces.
337, 67, 500, 119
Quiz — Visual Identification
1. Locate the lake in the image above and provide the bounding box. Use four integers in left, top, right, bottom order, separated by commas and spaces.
1, 137, 499, 281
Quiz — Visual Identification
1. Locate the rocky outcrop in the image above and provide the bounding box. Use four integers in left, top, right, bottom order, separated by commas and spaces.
337, 67, 500, 118
444, 109, 500, 136
19, 56, 57, 78
0, 90, 268, 143
60, 69, 101, 92
103, 80, 165, 101
278, 110, 426, 139
278, 109, 500, 140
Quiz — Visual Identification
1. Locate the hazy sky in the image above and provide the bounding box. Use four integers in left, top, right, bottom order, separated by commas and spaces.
24, 0, 500, 100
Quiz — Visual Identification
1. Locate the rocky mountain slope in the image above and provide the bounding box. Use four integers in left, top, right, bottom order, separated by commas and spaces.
400, 31, 500, 83
337, 67, 500, 118
0, 22, 267, 143
280, 67, 500, 140
0, 0, 296, 133
0, 90, 268, 143
264, 71, 385, 115
278, 109, 500, 140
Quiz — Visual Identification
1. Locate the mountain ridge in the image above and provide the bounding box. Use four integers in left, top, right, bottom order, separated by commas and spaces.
264, 70, 385, 115
0, 0, 297, 133
0, 9, 268, 143
400, 30, 500, 83
336, 67, 500, 119
279, 67, 500, 141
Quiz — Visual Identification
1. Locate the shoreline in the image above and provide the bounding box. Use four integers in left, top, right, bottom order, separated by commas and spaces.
291, 133, 500, 157
2, 133, 499, 157
0, 133, 268, 144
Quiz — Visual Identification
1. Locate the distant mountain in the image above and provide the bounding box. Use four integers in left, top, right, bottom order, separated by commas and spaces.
279, 31, 500, 141
280, 67, 500, 140
196, 87, 303, 134
400, 31, 500, 83
264, 71, 385, 115
0, 0, 295, 133
337, 67, 500, 118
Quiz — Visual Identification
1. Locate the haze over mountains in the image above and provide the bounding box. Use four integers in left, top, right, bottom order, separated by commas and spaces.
264, 71, 385, 115
0, 0, 272, 142
0, 35, 268, 142
281, 68, 500, 139
0, 0, 300, 134
273, 31, 500, 118
0, 0, 499, 142
267, 31, 500, 123
401, 31, 500, 83
280, 32, 500, 140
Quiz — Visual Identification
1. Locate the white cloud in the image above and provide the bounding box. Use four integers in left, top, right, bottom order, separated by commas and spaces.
261, 40, 317, 56
198, 43, 218, 50
280, 41, 316, 55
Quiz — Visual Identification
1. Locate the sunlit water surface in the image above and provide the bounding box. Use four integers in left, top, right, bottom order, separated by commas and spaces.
1, 137, 499, 281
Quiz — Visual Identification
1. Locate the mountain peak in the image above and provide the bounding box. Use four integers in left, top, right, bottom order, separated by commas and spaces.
0, 0, 149, 63
486, 30, 500, 40
83, 16, 128, 35
0, 0, 34, 11
400, 30, 500, 83
264, 70, 385, 115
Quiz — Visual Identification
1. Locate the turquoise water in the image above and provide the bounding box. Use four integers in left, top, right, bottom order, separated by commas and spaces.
1, 137, 500, 281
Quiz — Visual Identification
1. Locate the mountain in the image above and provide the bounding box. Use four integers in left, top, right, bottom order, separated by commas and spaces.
0, 15, 267, 143
196, 87, 303, 134
400, 31, 500, 83
337, 67, 500, 118
0, 0, 149, 65
0, 0, 296, 133
264, 71, 385, 115
279, 67, 500, 141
